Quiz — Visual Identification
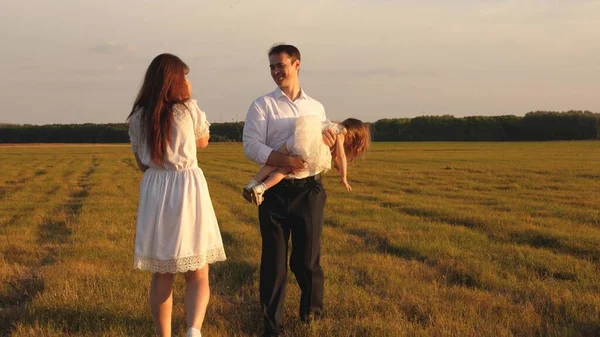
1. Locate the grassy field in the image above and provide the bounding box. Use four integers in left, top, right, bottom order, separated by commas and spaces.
0, 142, 599, 337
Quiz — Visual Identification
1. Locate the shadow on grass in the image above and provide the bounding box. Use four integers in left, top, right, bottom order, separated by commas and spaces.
121, 157, 138, 171
210, 260, 262, 336
213, 232, 258, 293
401, 206, 482, 229
511, 230, 562, 250
210, 231, 262, 336
0, 270, 45, 336
212, 259, 257, 292
576, 323, 600, 337
510, 229, 598, 269
345, 227, 483, 289
11, 306, 153, 336
38, 219, 72, 246
436, 261, 481, 288
0, 175, 35, 200
345, 228, 427, 262
36, 159, 96, 254
34, 169, 47, 176
2, 159, 100, 335
324, 217, 344, 228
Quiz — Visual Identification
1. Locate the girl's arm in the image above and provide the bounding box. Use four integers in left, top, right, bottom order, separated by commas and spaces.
333, 134, 352, 191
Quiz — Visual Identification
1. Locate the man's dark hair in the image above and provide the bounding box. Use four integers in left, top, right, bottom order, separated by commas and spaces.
268, 44, 301, 62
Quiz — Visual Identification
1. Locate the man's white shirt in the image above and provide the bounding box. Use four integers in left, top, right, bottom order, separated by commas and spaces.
243, 88, 327, 179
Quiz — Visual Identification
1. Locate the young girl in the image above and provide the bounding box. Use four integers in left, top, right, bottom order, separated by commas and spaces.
242, 115, 370, 205
128, 53, 226, 337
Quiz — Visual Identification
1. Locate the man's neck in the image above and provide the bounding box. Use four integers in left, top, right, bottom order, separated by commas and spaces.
280, 83, 301, 101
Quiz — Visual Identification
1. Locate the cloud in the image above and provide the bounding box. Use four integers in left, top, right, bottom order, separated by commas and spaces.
90, 41, 136, 54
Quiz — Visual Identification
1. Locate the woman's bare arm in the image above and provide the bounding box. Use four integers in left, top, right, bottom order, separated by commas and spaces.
196, 136, 209, 149
134, 152, 149, 172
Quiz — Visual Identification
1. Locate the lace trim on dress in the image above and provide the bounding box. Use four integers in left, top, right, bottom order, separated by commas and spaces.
195, 120, 211, 139
172, 103, 210, 139
134, 246, 226, 273
173, 106, 191, 121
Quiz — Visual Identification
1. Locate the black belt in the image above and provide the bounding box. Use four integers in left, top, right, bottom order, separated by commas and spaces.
282, 174, 321, 185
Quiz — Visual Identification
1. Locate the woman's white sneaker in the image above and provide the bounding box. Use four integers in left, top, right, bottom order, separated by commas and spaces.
186, 327, 201, 337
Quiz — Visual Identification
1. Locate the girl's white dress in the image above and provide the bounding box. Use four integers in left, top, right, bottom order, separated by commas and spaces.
128, 99, 226, 273
286, 115, 346, 175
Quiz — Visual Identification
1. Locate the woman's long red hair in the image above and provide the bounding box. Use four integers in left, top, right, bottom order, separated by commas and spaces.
128, 54, 190, 165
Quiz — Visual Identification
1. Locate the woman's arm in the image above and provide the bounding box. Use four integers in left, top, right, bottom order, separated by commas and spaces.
196, 136, 209, 149
134, 152, 149, 172
333, 134, 351, 191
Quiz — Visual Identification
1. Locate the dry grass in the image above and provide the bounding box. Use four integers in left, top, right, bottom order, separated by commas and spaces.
1, 142, 599, 337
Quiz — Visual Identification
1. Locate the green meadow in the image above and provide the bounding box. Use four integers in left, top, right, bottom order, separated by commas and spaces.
0, 142, 599, 337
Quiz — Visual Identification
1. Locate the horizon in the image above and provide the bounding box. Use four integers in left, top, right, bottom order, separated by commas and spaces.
1, 0, 599, 125
2, 109, 598, 127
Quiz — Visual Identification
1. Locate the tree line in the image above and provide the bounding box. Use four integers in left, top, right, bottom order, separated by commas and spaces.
370, 111, 599, 141
1, 111, 598, 143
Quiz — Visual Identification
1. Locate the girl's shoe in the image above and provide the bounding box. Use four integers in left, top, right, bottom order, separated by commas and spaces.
242, 180, 259, 203
251, 183, 267, 206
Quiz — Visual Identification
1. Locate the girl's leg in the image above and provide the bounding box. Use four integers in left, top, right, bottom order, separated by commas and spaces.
249, 168, 289, 205
261, 168, 288, 189
252, 165, 280, 184
245, 145, 294, 205
150, 272, 175, 337
244, 166, 285, 203
247, 145, 291, 187
184, 265, 210, 335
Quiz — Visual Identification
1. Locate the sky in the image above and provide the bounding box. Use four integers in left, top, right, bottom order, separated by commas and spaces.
0, 0, 598, 125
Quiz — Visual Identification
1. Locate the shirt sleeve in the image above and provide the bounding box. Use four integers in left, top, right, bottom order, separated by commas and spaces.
190, 100, 210, 139
320, 102, 327, 122
128, 114, 139, 153
242, 100, 274, 165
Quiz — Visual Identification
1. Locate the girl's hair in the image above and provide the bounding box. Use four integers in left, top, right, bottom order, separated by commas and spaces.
127, 53, 190, 165
341, 118, 371, 162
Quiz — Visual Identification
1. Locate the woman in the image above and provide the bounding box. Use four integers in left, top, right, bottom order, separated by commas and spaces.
128, 53, 226, 337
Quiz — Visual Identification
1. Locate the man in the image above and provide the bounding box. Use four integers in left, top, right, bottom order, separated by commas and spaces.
242, 44, 335, 337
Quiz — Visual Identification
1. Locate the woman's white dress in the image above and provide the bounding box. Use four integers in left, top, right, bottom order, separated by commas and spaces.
128, 99, 226, 273
286, 115, 346, 174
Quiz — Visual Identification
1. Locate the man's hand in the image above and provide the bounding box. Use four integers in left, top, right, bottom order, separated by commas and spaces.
322, 129, 336, 149
265, 150, 306, 174
287, 154, 307, 174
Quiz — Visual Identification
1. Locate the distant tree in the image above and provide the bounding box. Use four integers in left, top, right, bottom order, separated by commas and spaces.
2, 111, 598, 143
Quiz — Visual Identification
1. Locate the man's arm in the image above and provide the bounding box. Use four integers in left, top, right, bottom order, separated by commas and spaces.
319, 105, 336, 148
243, 101, 276, 165
243, 100, 305, 171
265, 151, 305, 173
322, 129, 336, 149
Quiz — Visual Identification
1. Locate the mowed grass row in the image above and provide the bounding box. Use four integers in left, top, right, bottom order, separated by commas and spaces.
0, 142, 599, 337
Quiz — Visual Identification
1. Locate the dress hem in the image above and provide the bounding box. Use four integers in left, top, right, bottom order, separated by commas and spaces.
133, 247, 227, 274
